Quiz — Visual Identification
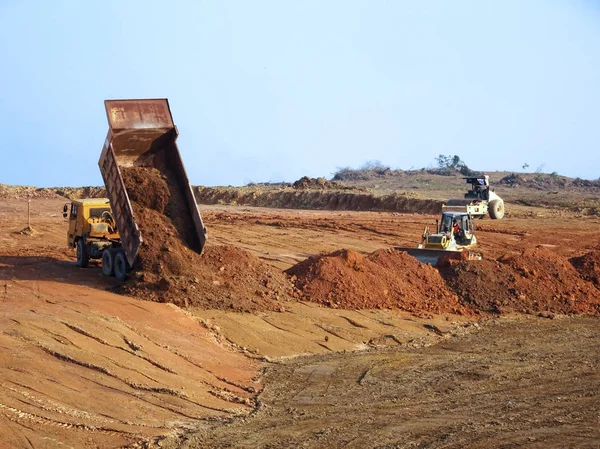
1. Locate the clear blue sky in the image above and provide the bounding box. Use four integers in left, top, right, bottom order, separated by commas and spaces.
1, 0, 599, 187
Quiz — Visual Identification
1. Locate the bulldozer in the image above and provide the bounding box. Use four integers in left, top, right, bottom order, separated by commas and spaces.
64, 98, 207, 281
446, 175, 505, 219
395, 207, 482, 266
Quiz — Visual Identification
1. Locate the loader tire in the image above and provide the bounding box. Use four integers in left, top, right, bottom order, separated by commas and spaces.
101, 250, 115, 277
76, 239, 90, 268
114, 251, 128, 282
489, 200, 504, 219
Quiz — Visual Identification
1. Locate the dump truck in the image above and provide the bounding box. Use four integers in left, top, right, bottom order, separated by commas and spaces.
64, 98, 207, 281
446, 175, 505, 219
63, 198, 119, 268
395, 208, 481, 266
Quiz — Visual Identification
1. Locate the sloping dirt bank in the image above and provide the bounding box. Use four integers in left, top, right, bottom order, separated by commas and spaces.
195, 186, 443, 214
0, 183, 106, 199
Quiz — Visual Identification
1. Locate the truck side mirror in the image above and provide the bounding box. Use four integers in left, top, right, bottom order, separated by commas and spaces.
63, 203, 69, 218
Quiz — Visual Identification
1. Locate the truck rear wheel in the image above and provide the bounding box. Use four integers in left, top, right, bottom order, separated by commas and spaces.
489, 200, 504, 219
114, 251, 128, 282
76, 239, 90, 268
101, 250, 115, 277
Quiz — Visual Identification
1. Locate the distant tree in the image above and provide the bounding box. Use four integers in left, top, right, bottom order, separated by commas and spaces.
433, 154, 475, 176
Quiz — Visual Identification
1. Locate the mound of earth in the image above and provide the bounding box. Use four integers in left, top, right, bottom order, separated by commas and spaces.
443, 246, 600, 315
118, 166, 293, 311
292, 176, 339, 190
286, 248, 471, 315
569, 249, 600, 287
440, 260, 520, 314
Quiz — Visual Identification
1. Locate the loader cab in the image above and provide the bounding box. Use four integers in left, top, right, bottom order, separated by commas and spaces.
439, 212, 475, 246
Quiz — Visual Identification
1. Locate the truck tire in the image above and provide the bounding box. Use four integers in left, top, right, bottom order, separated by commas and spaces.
114, 251, 128, 282
76, 239, 90, 268
489, 200, 504, 219
101, 250, 115, 277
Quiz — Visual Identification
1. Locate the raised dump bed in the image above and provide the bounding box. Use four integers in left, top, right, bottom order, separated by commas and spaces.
98, 98, 207, 267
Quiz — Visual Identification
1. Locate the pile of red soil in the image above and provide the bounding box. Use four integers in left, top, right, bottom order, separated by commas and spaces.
286, 248, 471, 315
569, 249, 600, 288
441, 260, 520, 314
118, 167, 293, 311
442, 246, 600, 315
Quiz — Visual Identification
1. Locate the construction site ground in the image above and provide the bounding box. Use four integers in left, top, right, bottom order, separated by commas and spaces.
1, 197, 599, 448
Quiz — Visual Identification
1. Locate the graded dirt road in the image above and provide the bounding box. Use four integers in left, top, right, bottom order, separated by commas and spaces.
1, 197, 599, 448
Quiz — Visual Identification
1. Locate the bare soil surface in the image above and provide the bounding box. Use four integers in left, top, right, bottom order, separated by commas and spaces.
161, 316, 600, 449
1, 193, 599, 448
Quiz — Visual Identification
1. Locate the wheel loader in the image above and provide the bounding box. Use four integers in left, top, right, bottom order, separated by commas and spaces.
395, 207, 482, 266
446, 175, 505, 219
64, 98, 207, 281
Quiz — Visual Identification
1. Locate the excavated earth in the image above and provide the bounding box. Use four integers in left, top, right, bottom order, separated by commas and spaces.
119, 167, 293, 311
441, 246, 600, 315
286, 248, 470, 315
570, 247, 600, 288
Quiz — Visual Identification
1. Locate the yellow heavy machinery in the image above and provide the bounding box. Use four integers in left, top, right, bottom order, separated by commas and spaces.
395, 207, 481, 266
64, 98, 207, 281
63, 198, 123, 271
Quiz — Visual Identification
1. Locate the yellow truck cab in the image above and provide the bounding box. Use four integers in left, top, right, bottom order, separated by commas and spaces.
63, 198, 122, 275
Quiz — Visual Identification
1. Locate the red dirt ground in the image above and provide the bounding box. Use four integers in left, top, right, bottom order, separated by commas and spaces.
286, 248, 471, 315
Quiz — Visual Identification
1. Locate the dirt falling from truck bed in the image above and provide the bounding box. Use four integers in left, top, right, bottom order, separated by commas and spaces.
118, 167, 293, 311
286, 248, 472, 315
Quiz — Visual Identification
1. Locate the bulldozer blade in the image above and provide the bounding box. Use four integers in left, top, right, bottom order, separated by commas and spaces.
394, 247, 481, 266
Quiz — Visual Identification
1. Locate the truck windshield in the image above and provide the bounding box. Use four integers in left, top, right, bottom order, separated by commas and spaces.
89, 207, 111, 219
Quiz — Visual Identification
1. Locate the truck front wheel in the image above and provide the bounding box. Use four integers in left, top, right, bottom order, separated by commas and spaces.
114, 251, 129, 282
76, 239, 90, 268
